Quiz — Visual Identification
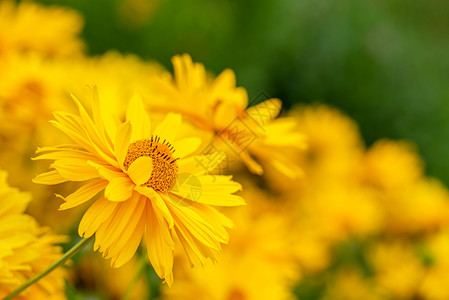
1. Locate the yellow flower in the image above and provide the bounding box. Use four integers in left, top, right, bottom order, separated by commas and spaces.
382, 178, 449, 234
290, 104, 364, 182
369, 242, 425, 299
0, 53, 70, 133
300, 184, 383, 241
0, 170, 66, 299
322, 269, 386, 300
33, 88, 245, 286
148, 54, 306, 178
361, 140, 449, 234
0, 0, 84, 57
360, 140, 423, 190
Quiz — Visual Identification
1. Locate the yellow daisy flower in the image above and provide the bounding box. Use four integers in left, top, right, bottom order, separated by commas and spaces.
369, 242, 425, 299
148, 54, 306, 178
33, 88, 244, 286
0, 170, 66, 299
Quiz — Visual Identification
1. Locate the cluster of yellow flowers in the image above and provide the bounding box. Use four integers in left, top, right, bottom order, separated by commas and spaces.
0, 170, 66, 299
277, 106, 449, 300
2, 1, 449, 299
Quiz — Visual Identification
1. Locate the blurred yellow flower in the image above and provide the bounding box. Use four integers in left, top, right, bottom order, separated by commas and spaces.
360, 140, 449, 234
148, 54, 306, 178
369, 242, 425, 299
0, 53, 72, 133
382, 178, 449, 234
291, 104, 364, 183
0, 170, 66, 299
0, 0, 84, 57
321, 269, 385, 300
301, 184, 383, 241
360, 140, 423, 190
33, 89, 244, 286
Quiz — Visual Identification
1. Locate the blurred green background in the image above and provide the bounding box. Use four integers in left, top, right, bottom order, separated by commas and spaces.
38, 0, 449, 185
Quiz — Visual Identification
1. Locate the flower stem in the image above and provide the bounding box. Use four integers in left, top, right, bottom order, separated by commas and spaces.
4, 236, 94, 300
121, 255, 147, 300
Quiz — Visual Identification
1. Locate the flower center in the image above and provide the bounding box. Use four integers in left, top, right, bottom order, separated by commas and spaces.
123, 136, 179, 193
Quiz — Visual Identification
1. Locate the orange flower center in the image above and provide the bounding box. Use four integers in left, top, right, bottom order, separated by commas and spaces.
123, 136, 179, 193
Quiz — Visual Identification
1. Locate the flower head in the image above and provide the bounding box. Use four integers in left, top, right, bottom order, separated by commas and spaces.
149, 54, 306, 178
33, 88, 244, 286
0, 170, 66, 299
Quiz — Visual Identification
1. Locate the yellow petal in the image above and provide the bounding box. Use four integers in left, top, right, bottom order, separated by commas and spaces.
171, 217, 219, 267
51, 114, 93, 153
127, 156, 153, 186
153, 113, 181, 143
126, 94, 152, 142
135, 186, 174, 228
194, 204, 234, 230
112, 212, 145, 268
145, 203, 174, 286
78, 197, 118, 238
91, 86, 104, 131
115, 121, 132, 167
91, 86, 115, 146
198, 175, 242, 193
51, 158, 99, 181
87, 161, 122, 181
178, 153, 225, 175
166, 201, 221, 250
96, 89, 119, 145
172, 137, 201, 158
170, 175, 244, 207
32, 170, 68, 185
245, 98, 282, 127
240, 151, 264, 175
53, 110, 118, 167
70, 93, 115, 160
33, 148, 96, 161
95, 193, 140, 252
105, 176, 134, 202
107, 194, 146, 259
213, 101, 238, 129
58, 180, 108, 210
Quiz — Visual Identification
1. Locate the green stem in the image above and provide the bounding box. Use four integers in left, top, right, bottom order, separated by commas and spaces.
121, 255, 147, 300
4, 236, 94, 300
